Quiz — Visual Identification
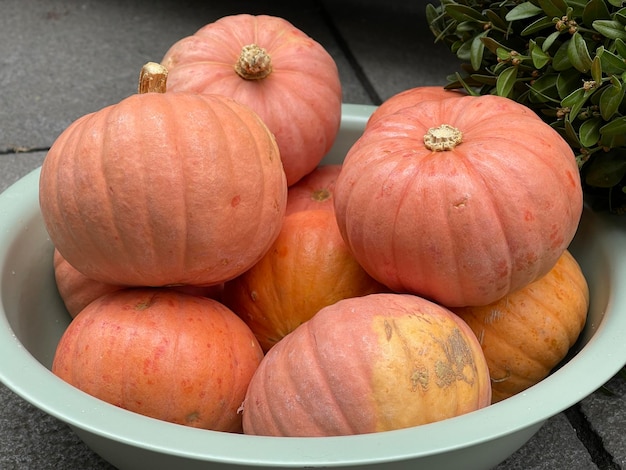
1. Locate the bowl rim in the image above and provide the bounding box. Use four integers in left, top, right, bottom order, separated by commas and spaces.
1, 104, 625, 467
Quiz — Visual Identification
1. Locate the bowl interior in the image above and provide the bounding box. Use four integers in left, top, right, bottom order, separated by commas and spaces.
0, 104, 625, 470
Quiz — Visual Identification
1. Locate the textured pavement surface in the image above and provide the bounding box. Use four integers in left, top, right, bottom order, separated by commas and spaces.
0, 1, 625, 469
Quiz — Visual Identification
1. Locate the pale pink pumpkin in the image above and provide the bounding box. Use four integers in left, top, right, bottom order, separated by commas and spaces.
39, 69, 287, 287
161, 14, 342, 186
334, 94, 583, 307
242, 293, 491, 436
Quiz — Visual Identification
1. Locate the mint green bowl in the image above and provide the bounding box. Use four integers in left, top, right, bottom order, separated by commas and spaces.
0, 104, 625, 470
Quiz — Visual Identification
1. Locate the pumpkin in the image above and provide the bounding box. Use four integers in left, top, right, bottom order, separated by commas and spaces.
451, 250, 589, 403
161, 14, 343, 186
242, 293, 491, 436
53, 249, 223, 318
333, 94, 583, 307
52, 288, 264, 432
367, 86, 464, 128
39, 63, 287, 287
285, 164, 341, 215
53, 248, 123, 318
223, 209, 387, 352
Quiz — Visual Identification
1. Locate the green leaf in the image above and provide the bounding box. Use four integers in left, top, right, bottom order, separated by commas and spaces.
583, 0, 611, 24
585, 150, 626, 187
445, 4, 489, 23
591, 55, 603, 84
579, 117, 603, 147
496, 66, 518, 97
537, 0, 567, 17
553, 40, 573, 71
564, 116, 582, 147
568, 32, 593, 72
496, 47, 512, 61
470, 32, 487, 71
593, 19, 626, 40
615, 38, 626, 59
599, 115, 626, 136
456, 37, 473, 61
557, 69, 584, 98
598, 46, 626, 74
562, 87, 593, 120
521, 15, 558, 36
609, 0, 625, 7
505, 2, 544, 21
542, 31, 562, 51
527, 73, 560, 103
481, 36, 511, 55
530, 39, 552, 68
484, 9, 509, 31
599, 80, 625, 120
614, 7, 626, 25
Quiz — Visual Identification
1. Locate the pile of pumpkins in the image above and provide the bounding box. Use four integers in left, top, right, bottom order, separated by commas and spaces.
41, 13, 589, 437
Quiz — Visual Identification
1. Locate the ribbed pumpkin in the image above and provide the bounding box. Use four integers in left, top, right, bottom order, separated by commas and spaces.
53, 248, 123, 318
334, 94, 583, 307
39, 63, 287, 287
161, 14, 342, 186
285, 164, 341, 215
53, 249, 223, 318
52, 288, 264, 433
223, 209, 387, 352
367, 86, 464, 128
451, 250, 589, 403
242, 293, 491, 436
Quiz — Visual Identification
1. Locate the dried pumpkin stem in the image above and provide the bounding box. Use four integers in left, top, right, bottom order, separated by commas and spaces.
424, 124, 463, 151
138, 62, 168, 94
235, 44, 272, 80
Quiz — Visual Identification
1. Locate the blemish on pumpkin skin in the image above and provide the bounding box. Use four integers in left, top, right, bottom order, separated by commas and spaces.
186, 411, 201, 423
410, 367, 429, 392
433, 328, 476, 388
384, 319, 393, 341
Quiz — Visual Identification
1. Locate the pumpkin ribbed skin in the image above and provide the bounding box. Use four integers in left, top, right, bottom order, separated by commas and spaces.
161, 14, 342, 186
53, 249, 223, 318
52, 288, 264, 433
53, 249, 123, 318
334, 94, 583, 307
242, 293, 491, 437
40, 93, 287, 287
223, 209, 387, 352
367, 86, 464, 128
452, 250, 589, 403
285, 164, 341, 215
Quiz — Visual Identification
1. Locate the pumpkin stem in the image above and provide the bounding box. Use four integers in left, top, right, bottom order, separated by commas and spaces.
423, 124, 463, 151
138, 62, 168, 94
235, 44, 272, 80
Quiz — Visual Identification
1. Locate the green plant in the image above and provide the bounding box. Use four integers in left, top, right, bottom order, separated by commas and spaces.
427, 0, 626, 213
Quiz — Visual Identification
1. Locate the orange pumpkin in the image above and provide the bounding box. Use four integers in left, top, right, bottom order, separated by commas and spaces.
367, 86, 464, 128
223, 209, 387, 352
53, 249, 223, 318
161, 14, 342, 186
39, 63, 287, 287
334, 94, 583, 307
285, 164, 341, 215
451, 250, 589, 403
52, 288, 264, 432
242, 293, 491, 436
53, 249, 123, 318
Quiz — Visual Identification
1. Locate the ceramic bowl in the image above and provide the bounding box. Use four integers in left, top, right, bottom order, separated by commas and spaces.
1, 104, 625, 470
